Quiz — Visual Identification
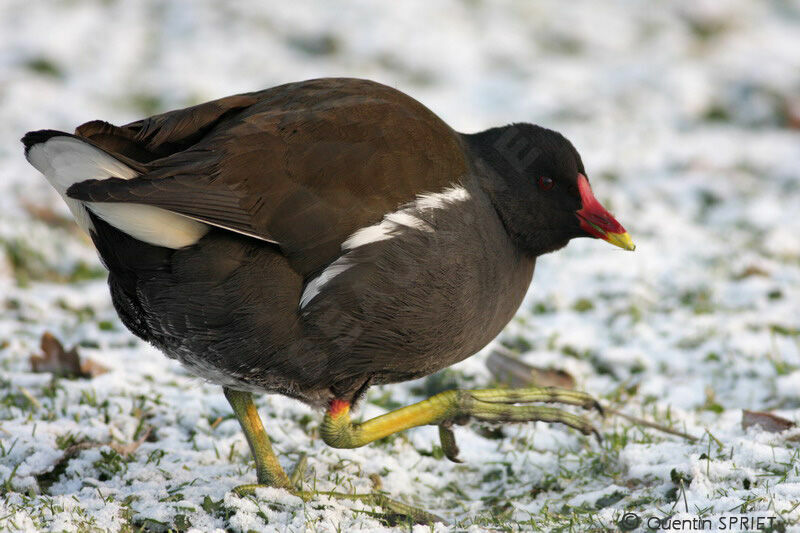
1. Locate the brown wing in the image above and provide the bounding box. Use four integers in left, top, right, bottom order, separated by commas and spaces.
68, 78, 468, 275
74, 92, 261, 163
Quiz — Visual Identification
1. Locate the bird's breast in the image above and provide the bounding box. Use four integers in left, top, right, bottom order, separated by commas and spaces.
300, 179, 536, 383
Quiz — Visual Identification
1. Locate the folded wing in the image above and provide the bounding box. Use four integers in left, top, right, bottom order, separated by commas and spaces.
68, 78, 468, 275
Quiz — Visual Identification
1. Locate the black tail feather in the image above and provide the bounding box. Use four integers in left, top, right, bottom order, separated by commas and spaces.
21, 129, 72, 155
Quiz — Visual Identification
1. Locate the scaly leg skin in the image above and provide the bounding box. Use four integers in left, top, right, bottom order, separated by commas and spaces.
224, 387, 292, 490
223, 388, 445, 525
320, 386, 603, 462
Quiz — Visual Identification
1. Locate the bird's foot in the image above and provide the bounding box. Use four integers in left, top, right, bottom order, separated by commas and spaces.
321, 385, 602, 462
232, 453, 444, 524
231, 452, 306, 496
434, 386, 603, 461
233, 487, 445, 525
297, 489, 446, 525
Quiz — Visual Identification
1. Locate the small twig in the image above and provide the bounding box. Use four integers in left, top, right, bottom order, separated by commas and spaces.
110, 426, 151, 456
60, 427, 152, 461
604, 405, 698, 442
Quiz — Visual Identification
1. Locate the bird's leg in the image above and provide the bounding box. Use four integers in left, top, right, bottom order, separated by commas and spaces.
223, 388, 445, 524
320, 386, 602, 460
223, 387, 292, 490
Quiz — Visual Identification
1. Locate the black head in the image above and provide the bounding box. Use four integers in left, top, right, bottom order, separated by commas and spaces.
465, 123, 634, 256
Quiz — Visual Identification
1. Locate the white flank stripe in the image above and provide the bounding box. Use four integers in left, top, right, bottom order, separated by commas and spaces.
342, 212, 431, 250
415, 185, 471, 210
298, 257, 356, 309
300, 185, 470, 309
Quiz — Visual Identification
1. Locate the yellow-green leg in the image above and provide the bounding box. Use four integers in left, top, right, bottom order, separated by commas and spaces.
223, 388, 444, 525
224, 387, 292, 490
320, 386, 602, 461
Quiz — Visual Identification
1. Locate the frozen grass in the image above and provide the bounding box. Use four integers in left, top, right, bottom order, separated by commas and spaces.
1, 0, 800, 531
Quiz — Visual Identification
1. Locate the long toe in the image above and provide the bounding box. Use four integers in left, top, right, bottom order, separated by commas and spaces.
466, 400, 599, 438
236, 486, 447, 525
469, 386, 601, 413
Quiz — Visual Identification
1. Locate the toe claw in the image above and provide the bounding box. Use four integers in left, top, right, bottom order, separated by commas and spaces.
232, 484, 261, 497
438, 424, 463, 463
592, 428, 603, 444
592, 400, 605, 417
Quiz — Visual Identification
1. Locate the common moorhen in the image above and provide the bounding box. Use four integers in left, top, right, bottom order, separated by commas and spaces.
23, 77, 634, 509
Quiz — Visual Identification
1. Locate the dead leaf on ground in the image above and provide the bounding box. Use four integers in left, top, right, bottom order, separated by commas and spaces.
31, 332, 81, 377
30, 331, 109, 379
79, 357, 111, 378
486, 347, 576, 389
742, 410, 795, 433
734, 265, 770, 279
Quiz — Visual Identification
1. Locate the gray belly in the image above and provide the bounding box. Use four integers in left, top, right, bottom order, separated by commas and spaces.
119, 183, 534, 406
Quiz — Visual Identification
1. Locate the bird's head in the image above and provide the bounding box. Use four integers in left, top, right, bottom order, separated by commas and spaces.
466, 123, 635, 257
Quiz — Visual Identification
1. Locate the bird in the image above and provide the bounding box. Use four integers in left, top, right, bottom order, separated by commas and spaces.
22, 77, 634, 517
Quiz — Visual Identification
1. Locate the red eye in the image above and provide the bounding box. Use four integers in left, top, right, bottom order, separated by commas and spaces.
538, 176, 554, 191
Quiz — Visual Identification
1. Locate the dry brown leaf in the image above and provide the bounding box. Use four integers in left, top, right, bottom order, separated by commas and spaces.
487, 347, 702, 441
30, 331, 109, 379
786, 98, 800, 130
486, 347, 576, 389
31, 332, 82, 377
20, 200, 78, 230
79, 357, 110, 378
734, 265, 770, 279
742, 410, 795, 433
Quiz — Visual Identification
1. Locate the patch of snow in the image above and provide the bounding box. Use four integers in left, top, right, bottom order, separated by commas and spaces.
1, 0, 800, 531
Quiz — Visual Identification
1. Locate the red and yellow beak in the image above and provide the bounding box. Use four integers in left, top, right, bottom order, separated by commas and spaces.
576, 174, 635, 251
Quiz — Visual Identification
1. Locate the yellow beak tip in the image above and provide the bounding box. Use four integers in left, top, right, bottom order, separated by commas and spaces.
604, 231, 636, 251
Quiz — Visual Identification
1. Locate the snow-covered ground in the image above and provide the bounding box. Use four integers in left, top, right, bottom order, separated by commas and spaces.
1, 0, 800, 531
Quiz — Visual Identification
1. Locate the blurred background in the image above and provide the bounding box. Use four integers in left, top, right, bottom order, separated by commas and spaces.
1, 0, 800, 530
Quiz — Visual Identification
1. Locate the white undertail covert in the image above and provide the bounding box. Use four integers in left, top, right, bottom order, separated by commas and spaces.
26, 135, 209, 249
